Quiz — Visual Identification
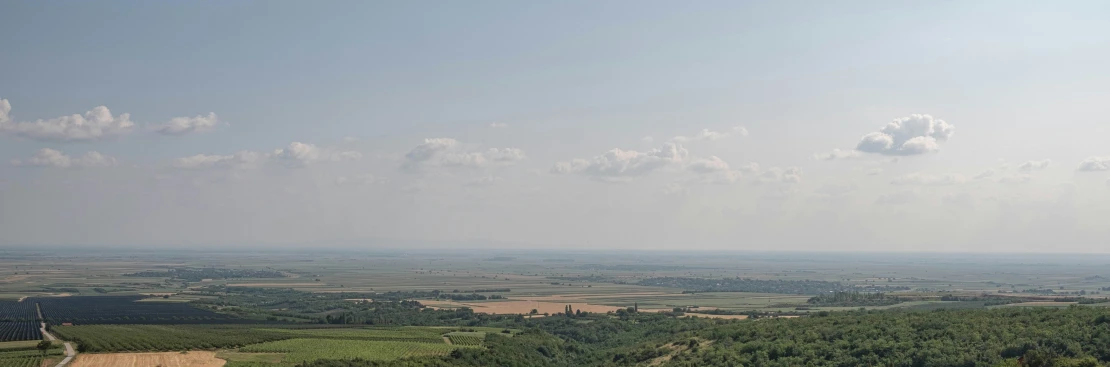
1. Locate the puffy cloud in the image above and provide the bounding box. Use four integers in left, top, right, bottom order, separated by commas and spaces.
402, 138, 522, 169
687, 156, 730, 174
672, 126, 748, 143
404, 138, 459, 164
890, 172, 967, 186
488, 122, 508, 128
173, 142, 358, 169
440, 152, 487, 168
1077, 157, 1110, 171
855, 114, 954, 156
0, 100, 134, 142
814, 148, 862, 161
11, 148, 117, 168
1017, 159, 1051, 172
0, 99, 9, 123
686, 156, 752, 184
552, 142, 688, 179
641, 136, 654, 144
334, 174, 381, 186
152, 113, 219, 135
272, 142, 361, 166
865, 168, 883, 176
440, 148, 526, 168
759, 166, 803, 184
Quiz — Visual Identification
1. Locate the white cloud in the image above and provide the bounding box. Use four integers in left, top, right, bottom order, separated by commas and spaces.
11, 148, 117, 168
1017, 159, 1051, 172
272, 142, 362, 166
641, 136, 654, 144
0, 99, 10, 123
440, 148, 526, 168
814, 148, 862, 161
342, 136, 360, 143
686, 156, 751, 184
404, 138, 459, 164
671, 126, 748, 143
173, 142, 358, 169
152, 113, 219, 135
0, 100, 135, 142
855, 114, 954, 156
402, 138, 522, 169
484, 148, 527, 163
890, 172, 967, 186
488, 122, 509, 128
687, 156, 730, 174
865, 168, 883, 176
335, 174, 381, 186
1077, 157, 1110, 171
552, 142, 688, 179
758, 166, 803, 184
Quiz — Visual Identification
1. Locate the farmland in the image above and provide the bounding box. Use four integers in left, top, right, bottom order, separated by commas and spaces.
6, 249, 1110, 366
240, 338, 466, 364
35, 295, 251, 325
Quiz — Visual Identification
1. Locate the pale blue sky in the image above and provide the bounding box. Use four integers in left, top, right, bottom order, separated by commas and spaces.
2, 1, 1109, 251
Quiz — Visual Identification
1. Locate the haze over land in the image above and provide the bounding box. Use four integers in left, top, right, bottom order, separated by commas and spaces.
2, 1, 1110, 252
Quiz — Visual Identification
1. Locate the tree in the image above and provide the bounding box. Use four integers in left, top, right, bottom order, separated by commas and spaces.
37, 340, 51, 357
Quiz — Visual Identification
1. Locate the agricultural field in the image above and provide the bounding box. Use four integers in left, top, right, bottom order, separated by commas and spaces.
239, 338, 467, 364
0, 340, 64, 367
0, 322, 42, 342
35, 295, 251, 325
7, 249, 1110, 366
69, 351, 227, 367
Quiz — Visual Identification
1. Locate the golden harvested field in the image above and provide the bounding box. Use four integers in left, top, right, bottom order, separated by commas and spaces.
70, 351, 226, 367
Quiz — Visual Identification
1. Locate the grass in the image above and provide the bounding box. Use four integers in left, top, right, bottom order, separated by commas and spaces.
0, 340, 41, 351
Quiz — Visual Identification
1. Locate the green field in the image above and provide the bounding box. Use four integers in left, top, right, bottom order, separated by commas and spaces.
240, 338, 467, 364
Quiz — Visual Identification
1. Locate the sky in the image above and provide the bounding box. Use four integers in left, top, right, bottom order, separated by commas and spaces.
2, 1, 1110, 252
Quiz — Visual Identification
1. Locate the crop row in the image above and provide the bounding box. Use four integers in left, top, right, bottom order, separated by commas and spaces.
0, 356, 44, 367
447, 334, 483, 346
52, 325, 294, 352
0, 301, 37, 322
0, 322, 42, 342
240, 338, 467, 363
32, 296, 248, 325
51, 324, 462, 353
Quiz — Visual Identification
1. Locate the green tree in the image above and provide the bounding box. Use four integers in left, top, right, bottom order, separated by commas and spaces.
37, 340, 52, 357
